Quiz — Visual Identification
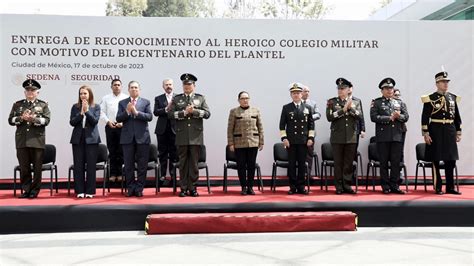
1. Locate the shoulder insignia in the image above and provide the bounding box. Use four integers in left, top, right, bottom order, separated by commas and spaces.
421, 95, 430, 103
456, 95, 461, 103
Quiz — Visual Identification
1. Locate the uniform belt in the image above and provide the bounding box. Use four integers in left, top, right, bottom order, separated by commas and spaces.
431, 119, 454, 124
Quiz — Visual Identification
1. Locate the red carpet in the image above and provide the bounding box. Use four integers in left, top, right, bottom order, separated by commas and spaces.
145, 211, 357, 234
1, 185, 472, 207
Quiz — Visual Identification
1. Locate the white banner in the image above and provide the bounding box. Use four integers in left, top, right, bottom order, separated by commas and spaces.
1, 14, 472, 179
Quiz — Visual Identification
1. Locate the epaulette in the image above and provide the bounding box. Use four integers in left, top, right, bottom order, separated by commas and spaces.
421, 95, 430, 103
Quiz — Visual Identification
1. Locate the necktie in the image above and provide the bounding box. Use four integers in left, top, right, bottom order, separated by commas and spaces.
186, 95, 191, 104
132, 99, 137, 106
296, 104, 299, 110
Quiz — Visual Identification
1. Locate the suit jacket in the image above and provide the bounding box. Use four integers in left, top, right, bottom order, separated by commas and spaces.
8, 99, 51, 149
116, 97, 153, 145
279, 102, 315, 145
153, 93, 176, 135
352, 96, 366, 134
370, 97, 409, 143
227, 106, 264, 149
326, 97, 363, 144
168, 93, 210, 146
69, 104, 101, 144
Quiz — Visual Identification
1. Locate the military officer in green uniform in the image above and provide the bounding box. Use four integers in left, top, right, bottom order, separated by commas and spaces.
8, 79, 51, 198
169, 73, 210, 197
370, 78, 409, 194
326, 78, 362, 194
279, 82, 314, 195
421, 71, 462, 195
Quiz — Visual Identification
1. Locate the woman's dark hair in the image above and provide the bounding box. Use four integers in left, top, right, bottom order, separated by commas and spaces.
238, 91, 249, 99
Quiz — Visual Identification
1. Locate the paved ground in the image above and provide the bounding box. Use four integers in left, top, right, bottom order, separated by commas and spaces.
1, 227, 473, 265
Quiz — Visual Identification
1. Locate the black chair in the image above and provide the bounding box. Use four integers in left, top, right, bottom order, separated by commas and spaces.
120, 143, 161, 195
270, 143, 310, 192
310, 149, 321, 179
67, 143, 109, 196
223, 145, 263, 193
414, 143, 459, 192
171, 145, 211, 194
13, 144, 58, 196
320, 142, 359, 192
366, 142, 408, 192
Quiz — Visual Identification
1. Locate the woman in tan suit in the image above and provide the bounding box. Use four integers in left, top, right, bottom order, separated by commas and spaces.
227, 91, 264, 195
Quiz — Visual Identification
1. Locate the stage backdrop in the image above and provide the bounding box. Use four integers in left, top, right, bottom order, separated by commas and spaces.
1, 15, 472, 179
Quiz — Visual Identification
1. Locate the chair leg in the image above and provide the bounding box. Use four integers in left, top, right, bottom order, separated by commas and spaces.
404, 166, 408, 192
206, 166, 211, 194
102, 168, 106, 196
13, 168, 17, 197
257, 166, 263, 193
271, 164, 276, 192
155, 166, 159, 195
358, 154, 363, 179
68, 167, 72, 196
315, 155, 320, 178
365, 163, 370, 190
306, 165, 310, 192
414, 164, 419, 190
354, 164, 358, 193
320, 162, 324, 190
223, 165, 227, 193
172, 168, 177, 194
455, 166, 459, 191
328, 167, 333, 192
423, 166, 428, 192
372, 166, 376, 191
50, 169, 53, 196
55, 167, 59, 193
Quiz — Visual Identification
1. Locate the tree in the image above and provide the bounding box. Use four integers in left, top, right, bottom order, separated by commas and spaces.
261, 0, 329, 19
106, 0, 147, 16
223, 0, 260, 19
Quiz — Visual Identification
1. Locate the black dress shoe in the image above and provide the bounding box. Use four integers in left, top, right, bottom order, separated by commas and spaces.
288, 189, 297, 195
382, 189, 391, 194
446, 190, 461, 195
298, 189, 309, 195
28, 192, 38, 198
179, 191, 187, 197
247, 187, 255, 195
135, 191, 143, 197
335, 189, 343, 195
190, 190, 199, 197
19, 192, 30, 198
435, 190, 444, 195
125, 190, 134, 197
240, 187, 247, 195
391, 188, 406, 194
344, 189, 357, 195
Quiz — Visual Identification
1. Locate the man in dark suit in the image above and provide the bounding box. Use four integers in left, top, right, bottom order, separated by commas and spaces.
153, 78, 177, 182
370, 78, 409, 194
116, 81, 153, 197
8, 79, 50, 198
279, 82, 315, 195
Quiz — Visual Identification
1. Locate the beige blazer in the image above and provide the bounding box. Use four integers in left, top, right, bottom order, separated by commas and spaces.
227, 106, 264, 148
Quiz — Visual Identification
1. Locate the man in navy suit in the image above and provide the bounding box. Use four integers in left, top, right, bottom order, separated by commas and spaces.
153, 78, 177, 182
116, 81, 153, 197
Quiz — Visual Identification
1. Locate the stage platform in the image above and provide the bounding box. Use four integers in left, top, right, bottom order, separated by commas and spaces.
1, 181, 473, 234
